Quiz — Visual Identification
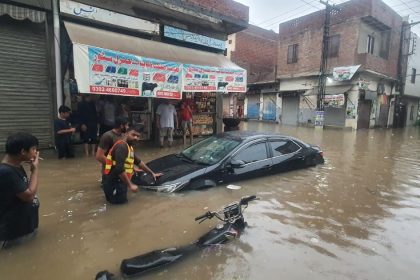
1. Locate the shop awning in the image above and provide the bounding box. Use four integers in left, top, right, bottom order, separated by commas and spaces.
64, 21, 246, 98
64, 21, 241, 69
0, 3, 46, 23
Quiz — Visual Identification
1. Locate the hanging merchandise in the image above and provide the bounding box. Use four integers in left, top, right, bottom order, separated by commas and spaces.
190, 92, 216, 136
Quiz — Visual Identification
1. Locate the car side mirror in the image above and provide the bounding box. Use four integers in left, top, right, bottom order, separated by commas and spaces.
230, 159, 246, 168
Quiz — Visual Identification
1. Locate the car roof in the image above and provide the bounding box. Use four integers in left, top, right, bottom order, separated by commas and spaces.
217, 130, 308, 145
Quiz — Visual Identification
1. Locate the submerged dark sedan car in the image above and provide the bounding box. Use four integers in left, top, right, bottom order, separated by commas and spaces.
136, 131, 324, 192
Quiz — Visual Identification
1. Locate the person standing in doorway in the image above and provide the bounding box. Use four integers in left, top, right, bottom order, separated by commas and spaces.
98, 96, 116, 137
0, 132, 40, 249
54, 105, 75, 159
180, 101, 193, 146
78, 94, 98, 156
156, 99, 178, 147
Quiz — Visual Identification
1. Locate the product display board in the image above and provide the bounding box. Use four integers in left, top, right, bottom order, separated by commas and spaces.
191, 92, 216, 136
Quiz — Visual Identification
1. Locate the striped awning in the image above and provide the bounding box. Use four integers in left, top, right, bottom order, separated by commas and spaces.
0, 3, 45, 23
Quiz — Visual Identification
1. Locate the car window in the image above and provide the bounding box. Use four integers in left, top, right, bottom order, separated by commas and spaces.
181, 136, 241, 165
233, 142, 268, 163
270, 140, 300, 156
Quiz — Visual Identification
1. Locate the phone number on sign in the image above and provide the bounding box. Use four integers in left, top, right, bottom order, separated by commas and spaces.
90, 86, 139, 96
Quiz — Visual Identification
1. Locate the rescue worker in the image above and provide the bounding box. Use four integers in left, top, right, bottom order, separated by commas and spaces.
102, 125, 161, 204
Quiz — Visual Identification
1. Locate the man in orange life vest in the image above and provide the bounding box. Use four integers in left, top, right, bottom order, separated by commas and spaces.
102, 125, 161, 204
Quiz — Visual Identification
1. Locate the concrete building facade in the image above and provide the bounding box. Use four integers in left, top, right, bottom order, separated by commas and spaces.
400, 29, 420, 127
277, 0, 402, 129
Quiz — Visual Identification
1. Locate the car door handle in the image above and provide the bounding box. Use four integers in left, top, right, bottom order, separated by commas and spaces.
263, 164, 272, 168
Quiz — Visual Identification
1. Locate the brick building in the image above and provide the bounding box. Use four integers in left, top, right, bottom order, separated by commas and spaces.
277, 0, 402, 129
227, 25, 279, 121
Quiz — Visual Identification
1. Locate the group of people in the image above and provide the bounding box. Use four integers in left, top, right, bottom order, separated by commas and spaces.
0, 115, 162, 249
54, 96, 194, 159
54, 95, 130, 159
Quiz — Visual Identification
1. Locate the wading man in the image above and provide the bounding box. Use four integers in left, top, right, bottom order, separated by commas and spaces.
102, 125, 161, 204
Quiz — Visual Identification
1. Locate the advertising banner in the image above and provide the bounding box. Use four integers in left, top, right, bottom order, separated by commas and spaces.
182, 64, 246, 92
323, 94, 345, 108
139, 57, 182, 99
73, 43, 246, 99
332, 65, 361, 81
74, 44, 182, 99
88, 46, 141, 96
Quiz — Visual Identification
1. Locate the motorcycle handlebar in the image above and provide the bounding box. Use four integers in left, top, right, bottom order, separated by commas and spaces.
240, 195, 257, 205
195, 211, 211, 221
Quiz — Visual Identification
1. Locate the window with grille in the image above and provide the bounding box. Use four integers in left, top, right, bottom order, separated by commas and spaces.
287, 44, 298, 64
367, 35, 375, 54
411, 68, 417, 84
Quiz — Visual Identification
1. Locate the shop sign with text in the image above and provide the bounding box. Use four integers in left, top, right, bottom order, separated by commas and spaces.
73, 44, 246, 98
333, 65, 361, 81
74, 44, 182, 99
182, 64, 246, 92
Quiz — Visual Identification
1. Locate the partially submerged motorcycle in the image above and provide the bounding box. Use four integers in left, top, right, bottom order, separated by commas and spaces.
96, 195, 258, 279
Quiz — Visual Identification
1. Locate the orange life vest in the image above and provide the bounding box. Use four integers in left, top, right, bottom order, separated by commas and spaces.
103, 140, 135, 179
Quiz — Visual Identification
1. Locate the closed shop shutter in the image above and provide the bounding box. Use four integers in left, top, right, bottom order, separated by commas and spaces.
247, 94, 260, 119
282, 95, 299, 125
324, 107, 346, 127
0, 17, 53, 150
262, 94, 276, 121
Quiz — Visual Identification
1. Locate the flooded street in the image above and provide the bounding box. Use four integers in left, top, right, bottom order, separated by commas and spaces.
1, 122, 420, 280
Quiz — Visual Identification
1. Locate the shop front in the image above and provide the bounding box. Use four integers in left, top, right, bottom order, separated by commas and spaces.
0, 4, 53, 150
281, 91, 300, 125
64, 21, 246, 140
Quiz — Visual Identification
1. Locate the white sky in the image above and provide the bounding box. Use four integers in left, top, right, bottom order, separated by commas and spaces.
235, 0, 420, 35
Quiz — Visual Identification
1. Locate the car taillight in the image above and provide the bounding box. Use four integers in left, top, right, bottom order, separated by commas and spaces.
319, 151, 324, 157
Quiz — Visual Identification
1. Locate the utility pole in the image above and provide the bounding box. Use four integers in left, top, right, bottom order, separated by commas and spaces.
315, 1, 340, 128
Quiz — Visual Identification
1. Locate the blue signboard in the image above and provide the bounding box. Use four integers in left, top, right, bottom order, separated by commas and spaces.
164, 26, 225, 51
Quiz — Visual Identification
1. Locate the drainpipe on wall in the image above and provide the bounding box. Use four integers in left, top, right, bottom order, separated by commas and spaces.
53, 0, 63, 111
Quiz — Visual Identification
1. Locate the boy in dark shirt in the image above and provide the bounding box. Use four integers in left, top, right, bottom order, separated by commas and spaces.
54, 105, 76, 159
0, 132, 40, 249
102, 125, 161, 204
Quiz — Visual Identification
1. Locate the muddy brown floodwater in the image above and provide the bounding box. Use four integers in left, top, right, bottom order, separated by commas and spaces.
1, 122, 420, 280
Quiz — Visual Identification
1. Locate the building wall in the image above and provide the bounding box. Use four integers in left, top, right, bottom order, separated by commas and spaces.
405, 33, 420, 99
277, 0, 402, 80
229, 25, 278, 83
184, 0, 249, 22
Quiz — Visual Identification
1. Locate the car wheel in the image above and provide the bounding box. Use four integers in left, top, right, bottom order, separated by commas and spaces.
305, 156, 317, 167
188, 179, 216, 190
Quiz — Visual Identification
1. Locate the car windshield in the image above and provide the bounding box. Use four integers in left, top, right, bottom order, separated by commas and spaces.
181, 136, 241, 165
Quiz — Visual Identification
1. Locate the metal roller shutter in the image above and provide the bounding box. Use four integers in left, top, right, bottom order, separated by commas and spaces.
262, 94, 276, 121
0, 17, 53, 150
247, 95, 260, 119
